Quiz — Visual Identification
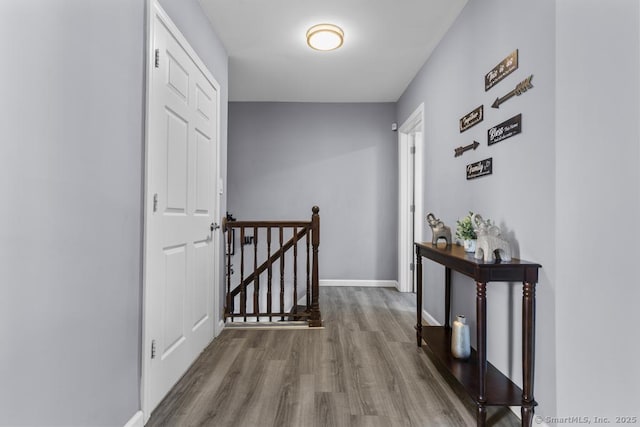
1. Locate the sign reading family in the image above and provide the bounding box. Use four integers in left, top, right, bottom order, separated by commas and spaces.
459, 105, 484, 133
488, 113, 522, 145
466, 157, 493, 180
485, 49, 519, 91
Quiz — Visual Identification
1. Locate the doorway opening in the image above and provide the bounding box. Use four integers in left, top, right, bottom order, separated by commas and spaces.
398, 104, 424, 293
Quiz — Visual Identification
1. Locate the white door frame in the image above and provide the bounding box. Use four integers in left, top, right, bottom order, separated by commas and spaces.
141, 0, 222, 421
398, 104, 424, 293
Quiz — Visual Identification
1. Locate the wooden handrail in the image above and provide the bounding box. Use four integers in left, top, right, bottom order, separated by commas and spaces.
227, 220, 311, 228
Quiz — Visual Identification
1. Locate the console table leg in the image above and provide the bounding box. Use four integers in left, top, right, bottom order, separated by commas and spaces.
522, 405, 534, 427
415, 246, 423, 347
476, 281, 487, 427
477, 404, 487, 427
445, 267, 452, 328
522, 281, 537, 427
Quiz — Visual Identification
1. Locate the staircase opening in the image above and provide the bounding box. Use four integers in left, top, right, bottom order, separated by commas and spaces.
223, 206, 322, 327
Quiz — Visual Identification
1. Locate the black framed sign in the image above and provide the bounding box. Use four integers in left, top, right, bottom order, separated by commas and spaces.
459, 105, 484, 133
485, 49, 518, 91
466, 158, 493, 180
488, 114, 522, 145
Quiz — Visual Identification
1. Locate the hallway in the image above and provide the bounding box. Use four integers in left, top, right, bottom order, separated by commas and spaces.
147, 287, 518, 426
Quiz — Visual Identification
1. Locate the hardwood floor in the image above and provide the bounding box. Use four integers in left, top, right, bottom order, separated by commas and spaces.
147, 287, 519, 427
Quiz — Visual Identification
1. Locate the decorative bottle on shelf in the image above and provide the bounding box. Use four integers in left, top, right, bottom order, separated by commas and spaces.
451, 315, 471, 360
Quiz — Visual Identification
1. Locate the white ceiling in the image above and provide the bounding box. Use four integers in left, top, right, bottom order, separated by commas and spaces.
198, 0, 468, 102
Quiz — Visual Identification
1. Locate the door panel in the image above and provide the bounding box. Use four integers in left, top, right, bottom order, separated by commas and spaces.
167, 52, 189, 102
196, 83, 212, 119
194, 130, 211, 215
144, 6, 219, 416
192, 240, 210, 329
165, 109, 188, 212
162, 244, 186, 356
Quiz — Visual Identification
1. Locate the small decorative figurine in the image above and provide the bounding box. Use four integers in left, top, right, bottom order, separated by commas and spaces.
472, 213, 512, 262
426, 213, 452, 246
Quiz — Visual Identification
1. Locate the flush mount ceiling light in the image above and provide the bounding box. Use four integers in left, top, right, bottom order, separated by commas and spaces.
306, 23, 344, 51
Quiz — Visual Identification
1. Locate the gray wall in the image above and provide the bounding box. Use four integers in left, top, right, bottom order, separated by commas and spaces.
397, 0, 558, 419
0, 0, 227, 425
556, 0, 640, 420
228, 102, 397, 281
399, 0, 640, 422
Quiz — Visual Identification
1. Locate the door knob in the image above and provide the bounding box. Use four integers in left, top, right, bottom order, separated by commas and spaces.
210, 222, 220, 231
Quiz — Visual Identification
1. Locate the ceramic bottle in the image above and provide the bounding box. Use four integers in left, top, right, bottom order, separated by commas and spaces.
451, 315, 471, 360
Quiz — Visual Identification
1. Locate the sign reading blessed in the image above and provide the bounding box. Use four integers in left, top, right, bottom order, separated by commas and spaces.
466, 158, 493, 180
459, 105, 484, 133
485, 50, 518, 91
488, 114, 522, 145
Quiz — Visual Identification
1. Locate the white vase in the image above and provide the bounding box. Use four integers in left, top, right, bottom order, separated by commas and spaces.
463, 239, 476, 253
451, 315, 471, 360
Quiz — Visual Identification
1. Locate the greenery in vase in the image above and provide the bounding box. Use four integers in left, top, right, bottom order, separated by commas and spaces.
456, 212, 477, 241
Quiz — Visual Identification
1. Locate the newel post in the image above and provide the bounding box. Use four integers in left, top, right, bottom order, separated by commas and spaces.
224, 217, 233, 318
309, 206, 322, 327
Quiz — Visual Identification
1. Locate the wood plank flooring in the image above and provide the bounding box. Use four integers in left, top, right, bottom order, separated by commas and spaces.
147, 287, 519, 427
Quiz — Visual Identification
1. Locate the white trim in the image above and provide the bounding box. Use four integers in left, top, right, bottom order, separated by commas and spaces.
320, 279, 399, 288
422, 309, 440, 326
398, 104, 425, 293
123, 411, 144, 427
142, 0, 222, 422
224, 321, 313, 330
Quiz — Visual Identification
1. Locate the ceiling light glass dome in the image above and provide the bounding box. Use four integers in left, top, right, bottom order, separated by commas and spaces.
306, 24, 344, 51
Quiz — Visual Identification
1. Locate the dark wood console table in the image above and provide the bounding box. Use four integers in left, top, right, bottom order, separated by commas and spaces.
414, 242, 541, 427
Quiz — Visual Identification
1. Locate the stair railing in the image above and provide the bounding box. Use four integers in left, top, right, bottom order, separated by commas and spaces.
223, 206, 321, 327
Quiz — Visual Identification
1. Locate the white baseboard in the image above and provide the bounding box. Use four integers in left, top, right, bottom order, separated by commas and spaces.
320, 279, 399, 288
422, 309, 440, 326
216, 319, 225, 336
123, 411, 143, 427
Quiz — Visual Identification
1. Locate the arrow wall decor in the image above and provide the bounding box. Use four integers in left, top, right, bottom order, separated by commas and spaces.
492, 75, 534, 108
454, 141, 480, 157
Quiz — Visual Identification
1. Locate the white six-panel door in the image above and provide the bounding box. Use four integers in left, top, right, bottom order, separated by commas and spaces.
143, 1, 220, 418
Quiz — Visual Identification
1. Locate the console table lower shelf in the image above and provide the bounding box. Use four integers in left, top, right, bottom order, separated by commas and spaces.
420, 326, 523, 406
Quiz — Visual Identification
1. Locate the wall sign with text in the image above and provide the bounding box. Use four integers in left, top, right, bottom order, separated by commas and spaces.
488, 114, 522, 145
466, 158, 493, 180
485, 50, 518, 91
459, 105, 484, 133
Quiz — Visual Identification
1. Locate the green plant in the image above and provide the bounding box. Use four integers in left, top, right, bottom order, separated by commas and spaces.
456, 212, 477, 241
